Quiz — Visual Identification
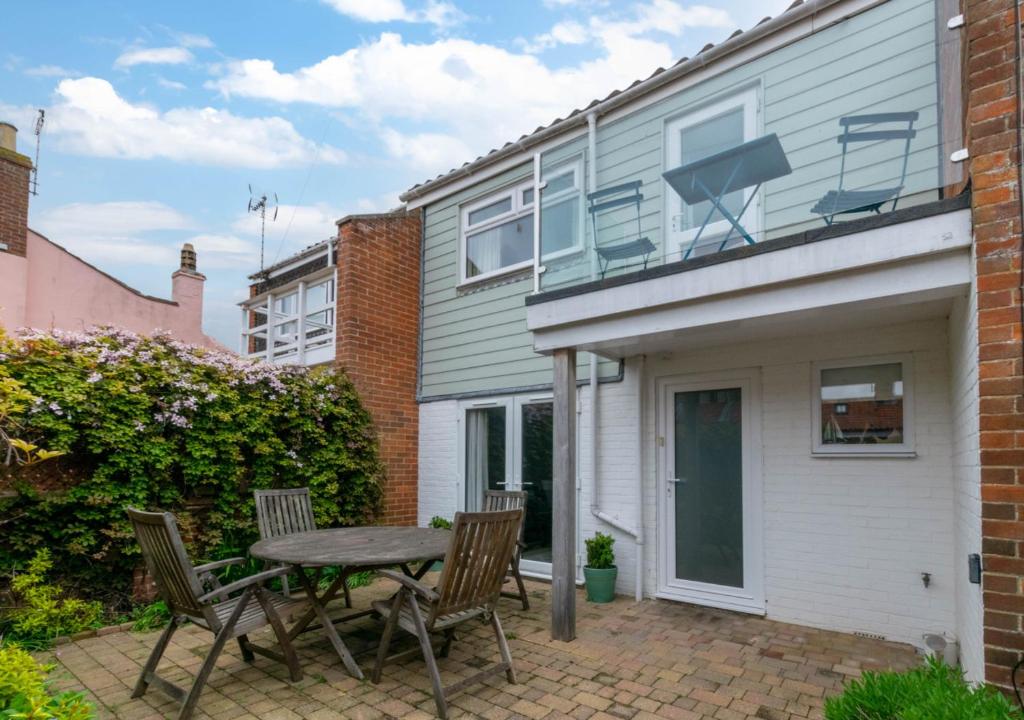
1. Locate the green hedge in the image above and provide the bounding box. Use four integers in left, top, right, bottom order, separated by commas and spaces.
0, 327, 384, 604
824, 657, 1024, 720
0, 643, 93, 719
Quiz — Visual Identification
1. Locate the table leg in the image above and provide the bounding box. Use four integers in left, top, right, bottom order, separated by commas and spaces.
288, 571, 348, 640
296, 569, 364, 679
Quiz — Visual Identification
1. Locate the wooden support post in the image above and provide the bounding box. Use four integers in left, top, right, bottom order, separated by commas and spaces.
551, 347, 576, 642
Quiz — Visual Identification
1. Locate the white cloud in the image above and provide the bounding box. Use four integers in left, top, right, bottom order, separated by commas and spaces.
186, 234, 258, 269
321, 0, 465, 27
156, 77, 187, 91
115, 46, 194, 68
3, 77, 347, 168
174, 32, 214, 49
33, 201, 193, 267
526, 1, 732, 53
233, 202, 342, 249
24, 64, 79, 78
380, 128, 473, 171
209, 1, 733, 177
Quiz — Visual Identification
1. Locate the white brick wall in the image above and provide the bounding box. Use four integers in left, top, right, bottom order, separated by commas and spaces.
638, 319, 957, 648
418, 399, 458, 527
949, 260, 983, 680
418, 316, 967, 651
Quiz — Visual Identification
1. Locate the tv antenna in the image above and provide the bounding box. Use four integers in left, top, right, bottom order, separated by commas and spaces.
30, 109, 44, 196
247, 184, 278, 272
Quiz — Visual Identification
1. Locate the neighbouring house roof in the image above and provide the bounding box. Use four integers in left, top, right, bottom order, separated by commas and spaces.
399, 0, 851, 204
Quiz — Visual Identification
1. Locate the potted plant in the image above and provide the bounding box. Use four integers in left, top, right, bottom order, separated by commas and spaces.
583, 532, 617, 603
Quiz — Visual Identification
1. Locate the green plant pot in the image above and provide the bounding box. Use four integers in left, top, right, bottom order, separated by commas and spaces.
584, 566, 617, 603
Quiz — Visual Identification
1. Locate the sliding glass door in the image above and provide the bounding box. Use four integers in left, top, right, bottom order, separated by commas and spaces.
461, 395, 554, 576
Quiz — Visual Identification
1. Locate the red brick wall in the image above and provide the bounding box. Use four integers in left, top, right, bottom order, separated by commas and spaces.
968, 0, 1024, 689
335, 211, 421, 526
0, 147, 31, 257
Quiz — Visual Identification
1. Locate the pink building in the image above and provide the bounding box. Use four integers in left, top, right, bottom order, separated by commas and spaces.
0, 121, 221, 349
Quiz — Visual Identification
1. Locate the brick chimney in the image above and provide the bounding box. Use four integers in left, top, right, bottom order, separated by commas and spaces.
171, 243, 206, 330
0, 122, 31, 257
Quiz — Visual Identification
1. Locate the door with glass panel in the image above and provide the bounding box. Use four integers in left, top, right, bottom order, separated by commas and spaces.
461, 396, 554, 576
658, 371, 763, 613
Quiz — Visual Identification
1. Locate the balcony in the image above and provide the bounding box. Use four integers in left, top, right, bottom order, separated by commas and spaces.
533, 0, 965, 297
241, 273, 336, 366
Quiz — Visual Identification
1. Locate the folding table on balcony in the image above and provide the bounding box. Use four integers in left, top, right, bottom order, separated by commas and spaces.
663, 133, 792, 261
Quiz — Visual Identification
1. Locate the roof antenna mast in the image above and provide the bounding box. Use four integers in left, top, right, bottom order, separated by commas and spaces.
30, 109, 44, 196
247, 184, 278, 272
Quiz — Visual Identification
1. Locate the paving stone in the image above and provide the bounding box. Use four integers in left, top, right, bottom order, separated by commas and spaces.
40, 579, 918, 719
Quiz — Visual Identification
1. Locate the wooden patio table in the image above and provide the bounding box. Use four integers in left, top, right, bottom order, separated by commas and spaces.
250, 526, 450, 680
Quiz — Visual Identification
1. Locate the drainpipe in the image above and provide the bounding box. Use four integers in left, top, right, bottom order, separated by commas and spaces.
583, 111, 644, 601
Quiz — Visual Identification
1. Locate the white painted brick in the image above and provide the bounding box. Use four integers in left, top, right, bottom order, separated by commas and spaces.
417, 400, 458, 528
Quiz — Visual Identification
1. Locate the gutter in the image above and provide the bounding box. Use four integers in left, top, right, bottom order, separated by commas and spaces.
400, 0, 854, 205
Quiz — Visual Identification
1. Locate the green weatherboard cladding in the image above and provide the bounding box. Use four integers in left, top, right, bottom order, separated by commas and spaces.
419, 0, 939, 399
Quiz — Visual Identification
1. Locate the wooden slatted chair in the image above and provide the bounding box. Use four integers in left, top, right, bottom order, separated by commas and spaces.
126, 507, 307, 720
370, 509, 523, 719
254, 487, 351, 606
483, 489, 530, 610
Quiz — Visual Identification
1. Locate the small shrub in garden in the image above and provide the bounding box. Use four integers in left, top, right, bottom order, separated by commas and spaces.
0, 643, 94, 719
129, 601, 171, 633
1, 550, 101, 649
824, 656, 1024, 720
0, 327, 385, 609
428, 516, 452, 530
584, 532, 615, 569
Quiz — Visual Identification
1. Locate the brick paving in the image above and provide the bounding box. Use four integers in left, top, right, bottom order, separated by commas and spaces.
42, 576, 920, 719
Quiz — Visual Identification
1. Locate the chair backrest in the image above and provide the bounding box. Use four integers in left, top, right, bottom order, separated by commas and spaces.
587, 181, 643, 248
483, 489, 527, 544
835, 112, 918, 191
254, 488, 316, 540
127, 507, 206, 618
430, 509, 523, 625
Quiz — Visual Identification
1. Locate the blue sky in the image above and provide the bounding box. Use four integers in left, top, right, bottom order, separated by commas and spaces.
1, 0, 790, 346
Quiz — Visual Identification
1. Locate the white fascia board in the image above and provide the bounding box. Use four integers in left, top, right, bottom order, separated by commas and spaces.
530, 249, 970, 353
527, 209, 971, 332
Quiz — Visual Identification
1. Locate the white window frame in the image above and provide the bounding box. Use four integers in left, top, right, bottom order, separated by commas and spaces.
240, 270, 336, 366
663, 86, 760, 260
811, 353, 915, 457
459, 179, 535, 286
539, 158, 585, 262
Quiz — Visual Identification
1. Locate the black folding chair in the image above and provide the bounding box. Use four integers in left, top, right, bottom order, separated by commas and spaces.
587, 181, 656, 278
810, 112, 918, 225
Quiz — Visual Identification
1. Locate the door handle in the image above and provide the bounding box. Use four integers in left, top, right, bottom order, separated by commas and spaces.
667, 477, 685, 495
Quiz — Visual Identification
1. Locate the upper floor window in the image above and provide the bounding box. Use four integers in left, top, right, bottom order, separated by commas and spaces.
540, 161, 583, 260
665, 87, 758, 258
461, 180, 534, 283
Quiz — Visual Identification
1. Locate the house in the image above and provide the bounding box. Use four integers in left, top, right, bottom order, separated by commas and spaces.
0, 122, 221, 350
241, 210, 422, 525
404, 0, 1023, 691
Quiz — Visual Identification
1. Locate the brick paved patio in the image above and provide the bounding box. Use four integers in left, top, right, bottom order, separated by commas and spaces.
42, 575, 920, 719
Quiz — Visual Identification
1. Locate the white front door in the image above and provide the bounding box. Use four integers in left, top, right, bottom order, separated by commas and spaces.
657, 370, 764, 613
459, 394, 555, 577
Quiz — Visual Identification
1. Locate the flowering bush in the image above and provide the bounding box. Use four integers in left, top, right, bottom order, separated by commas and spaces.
0, 327, 384, 603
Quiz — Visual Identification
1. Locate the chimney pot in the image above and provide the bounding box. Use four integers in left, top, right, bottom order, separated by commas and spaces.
0, 123, 16, 152
180, 242, 197, 272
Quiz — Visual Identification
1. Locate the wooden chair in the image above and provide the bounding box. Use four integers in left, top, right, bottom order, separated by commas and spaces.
370, 509, 523, 719
254, 487, 350, 606
126, 507, 307, 720
483, 489, 530, 610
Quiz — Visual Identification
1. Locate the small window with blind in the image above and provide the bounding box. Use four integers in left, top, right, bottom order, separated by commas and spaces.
811, 355, 915, 456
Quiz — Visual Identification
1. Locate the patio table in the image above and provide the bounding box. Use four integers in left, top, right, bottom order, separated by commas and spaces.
662, 133, 792, 260
250, 526, 450, 680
